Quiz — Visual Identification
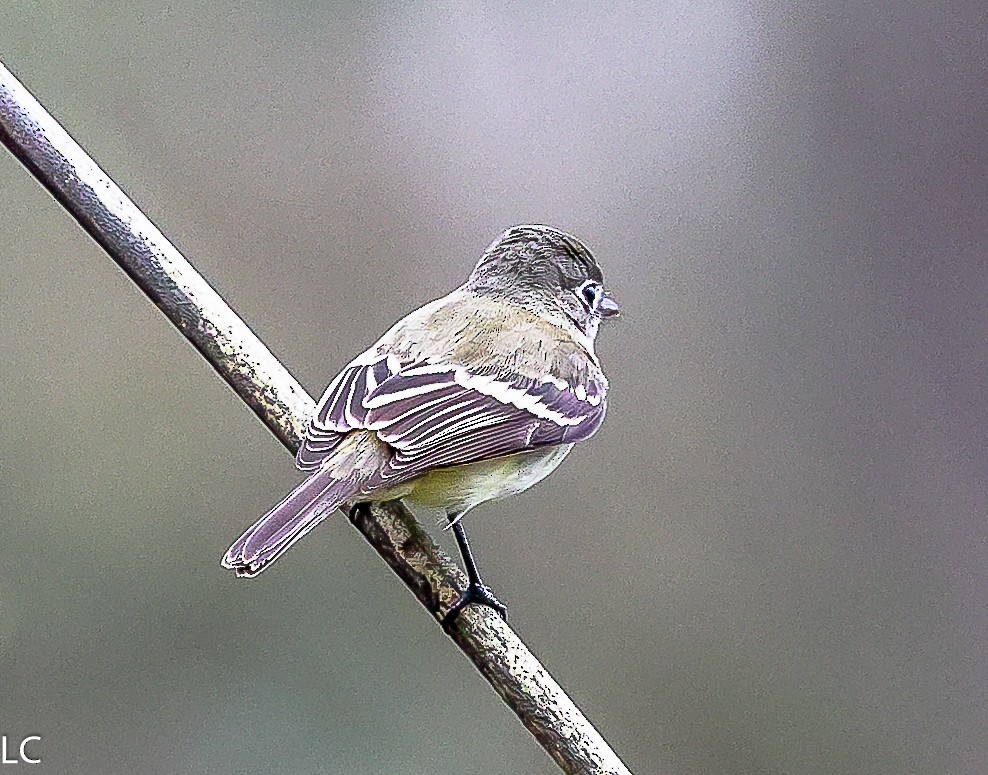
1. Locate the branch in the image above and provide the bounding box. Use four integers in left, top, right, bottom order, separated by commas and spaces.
0, 61, 634, 775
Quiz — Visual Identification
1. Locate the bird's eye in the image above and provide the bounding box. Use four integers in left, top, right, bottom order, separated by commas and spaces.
580, 281, 601, 308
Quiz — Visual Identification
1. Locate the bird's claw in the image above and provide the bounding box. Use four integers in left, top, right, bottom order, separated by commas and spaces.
442, 582, 507, 632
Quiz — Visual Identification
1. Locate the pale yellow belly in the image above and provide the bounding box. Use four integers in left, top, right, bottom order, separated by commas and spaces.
397, 444, 574, 515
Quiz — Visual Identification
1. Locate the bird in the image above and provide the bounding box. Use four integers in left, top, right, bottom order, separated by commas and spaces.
222, 224, 619, 626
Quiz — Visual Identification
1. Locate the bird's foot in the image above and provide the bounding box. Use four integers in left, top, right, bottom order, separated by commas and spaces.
442, 582, 507, 632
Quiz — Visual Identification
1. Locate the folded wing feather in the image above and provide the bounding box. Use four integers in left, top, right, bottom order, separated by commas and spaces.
296, 352, 607, 489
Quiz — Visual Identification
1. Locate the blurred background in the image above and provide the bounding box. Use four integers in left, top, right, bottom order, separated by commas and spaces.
2, 3, 986, 774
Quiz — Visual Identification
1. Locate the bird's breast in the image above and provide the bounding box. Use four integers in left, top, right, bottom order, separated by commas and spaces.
403, 444, 574, 514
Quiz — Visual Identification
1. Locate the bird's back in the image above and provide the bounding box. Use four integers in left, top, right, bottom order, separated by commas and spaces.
371, 289, 605, 390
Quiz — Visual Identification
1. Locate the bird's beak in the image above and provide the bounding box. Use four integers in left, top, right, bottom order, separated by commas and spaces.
599, 292, 621, 319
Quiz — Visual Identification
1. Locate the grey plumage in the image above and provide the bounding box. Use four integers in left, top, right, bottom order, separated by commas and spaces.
222, 224, 618, 578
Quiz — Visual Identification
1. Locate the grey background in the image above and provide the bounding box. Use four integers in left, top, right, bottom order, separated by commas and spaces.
2, 3, 986, 774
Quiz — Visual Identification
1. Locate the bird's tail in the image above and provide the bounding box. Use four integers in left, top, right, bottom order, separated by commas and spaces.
222, 432, 389, 577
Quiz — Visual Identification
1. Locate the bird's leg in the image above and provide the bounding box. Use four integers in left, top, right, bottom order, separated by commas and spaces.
347, 501, 372, 527
442, 514, 507, 630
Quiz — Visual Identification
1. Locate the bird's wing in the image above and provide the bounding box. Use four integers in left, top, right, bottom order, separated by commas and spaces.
296, 354, 607, 485
296, 353, 399, 470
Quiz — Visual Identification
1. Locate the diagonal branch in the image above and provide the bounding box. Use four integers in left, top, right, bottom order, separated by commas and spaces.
0, 61, 634, 775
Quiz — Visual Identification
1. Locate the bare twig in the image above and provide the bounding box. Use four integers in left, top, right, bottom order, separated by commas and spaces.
0, 61, 634, 775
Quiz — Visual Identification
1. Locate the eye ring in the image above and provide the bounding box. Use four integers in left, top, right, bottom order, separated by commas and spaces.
579, 281, 601, 308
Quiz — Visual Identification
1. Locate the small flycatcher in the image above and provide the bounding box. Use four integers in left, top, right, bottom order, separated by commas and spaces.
223, 224, 619, 624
